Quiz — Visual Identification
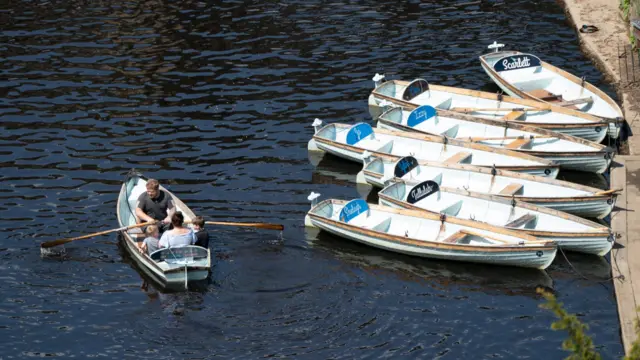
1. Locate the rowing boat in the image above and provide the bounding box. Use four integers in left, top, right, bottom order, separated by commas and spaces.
376, 105, 614, 174
368, 75, 615, 143
116, 172, 211, 291
479, 42, 623, 138
308, 120, 559, 178
358, 156, 617, 219
304, 196, 557, 269
378, 180, 613, 256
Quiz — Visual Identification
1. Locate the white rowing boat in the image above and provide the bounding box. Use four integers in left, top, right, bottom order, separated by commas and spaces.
376, 105, 614, 174
307, 120, 559, 178
368, 75, 615, 143
358, 156, 617, 219
479, 42, 623, 138
304, 196, 557, 269
378, 180, 613, 256
116, 172, 211, 291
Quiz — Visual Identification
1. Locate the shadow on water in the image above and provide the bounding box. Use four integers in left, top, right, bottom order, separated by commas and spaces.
304, 227, 554, 299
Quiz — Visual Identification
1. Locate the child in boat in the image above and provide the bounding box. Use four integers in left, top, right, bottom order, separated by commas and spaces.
139, 224, 160, 255
192, 216, 210, 249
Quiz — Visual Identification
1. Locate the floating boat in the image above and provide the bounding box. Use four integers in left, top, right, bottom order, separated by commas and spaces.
359, 156, 617, 219
378, 180, 613, 256
376, 105, 614, 174
368, 75, 616, 143
116, 172, 211, 291
479, 42, 623, 138
304, 196, 557, 269
307, 120, 559, 178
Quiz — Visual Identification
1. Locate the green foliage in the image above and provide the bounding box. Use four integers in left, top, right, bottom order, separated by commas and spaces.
622, 0, 631, 18
537, 288, 601, 359
537, 288, 640, 359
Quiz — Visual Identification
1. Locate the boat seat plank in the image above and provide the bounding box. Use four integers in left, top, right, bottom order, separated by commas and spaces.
498, 183, 524, 196
526, 89, 562, 102
442, 231, 468, 244
555, 97, 593, 107
505, 213, 537, 228
444, 151, 472, 164
502, 110, 525, 121
505, 137, 531, 149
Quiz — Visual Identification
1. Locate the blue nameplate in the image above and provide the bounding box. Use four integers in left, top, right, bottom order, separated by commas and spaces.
402, 79, 429, 101
346, 123, 374, 145
394, 156, 419, 178
407, 105, 437, 128
493, 54, 541, 72
407, 180, 440, 204
339, 199, 369, 223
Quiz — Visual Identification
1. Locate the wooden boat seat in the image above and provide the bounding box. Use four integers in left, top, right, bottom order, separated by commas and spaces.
502, 110, 525, 121
442, 231, 468, 244
505, 213, 537, 228
444, 151, 472, 164
498, 183, 524, 196
526, 89, 562, 102
505, 137, 532, 149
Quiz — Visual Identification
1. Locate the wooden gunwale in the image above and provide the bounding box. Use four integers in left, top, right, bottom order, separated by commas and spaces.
309, 200, 555, 252
362, 157, 604, 193
317, 123, 556, 164
377, 107, 611, 151
378, 187, 610, 238
478, 52, 623, 120
372, 82, 614, 128
316, 138, 556, 172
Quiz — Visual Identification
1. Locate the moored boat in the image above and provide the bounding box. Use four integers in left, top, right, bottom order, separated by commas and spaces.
479, 42, 623, 138
304, 196, 557, 269
378, 180, 613, 256
358, 155, 617, 219
368, 75, 615, 143
308, 120, 559, 178
376, 105, 614, 174
116, 172, 211, 291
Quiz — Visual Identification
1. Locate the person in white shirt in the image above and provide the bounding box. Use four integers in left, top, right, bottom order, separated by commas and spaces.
158, 212, 196, 248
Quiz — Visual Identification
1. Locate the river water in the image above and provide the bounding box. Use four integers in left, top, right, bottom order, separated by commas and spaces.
0, 0, 623, 358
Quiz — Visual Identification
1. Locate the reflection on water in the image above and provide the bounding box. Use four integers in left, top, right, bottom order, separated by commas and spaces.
0, 0, 623, 357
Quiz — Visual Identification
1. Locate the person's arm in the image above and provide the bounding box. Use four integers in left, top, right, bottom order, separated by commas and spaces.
139, 241, 148, 254
162, 197, 176, 224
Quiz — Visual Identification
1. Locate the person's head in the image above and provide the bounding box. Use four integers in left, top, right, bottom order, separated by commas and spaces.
145, 224, 159, 238
193, 216, 205, 231
171, 211, 184, 228
145, 179, 160, 199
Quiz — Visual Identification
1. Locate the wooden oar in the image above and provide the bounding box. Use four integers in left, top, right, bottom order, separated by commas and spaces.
41, 222, 152, 248
204, 221, 284, 231
594, 188, 622, 196
467, 135, 554, 141
450, 107, 547, 113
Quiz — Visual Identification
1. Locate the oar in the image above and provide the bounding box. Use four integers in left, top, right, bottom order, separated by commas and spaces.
204, 221, 284, 231
450, 107, 547, 113
594, 188, 622, 196
41, 222, 151, 248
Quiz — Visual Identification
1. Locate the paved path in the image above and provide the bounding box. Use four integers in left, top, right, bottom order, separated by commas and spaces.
560, 0, 640, 354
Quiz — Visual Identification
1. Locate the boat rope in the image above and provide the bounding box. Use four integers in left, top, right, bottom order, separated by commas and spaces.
558, 246, 621, 283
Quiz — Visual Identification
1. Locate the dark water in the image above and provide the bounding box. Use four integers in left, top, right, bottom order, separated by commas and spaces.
0, 0, 623, 358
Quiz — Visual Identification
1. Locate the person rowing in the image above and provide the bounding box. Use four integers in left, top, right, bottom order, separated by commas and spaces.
135, 178, 175, 233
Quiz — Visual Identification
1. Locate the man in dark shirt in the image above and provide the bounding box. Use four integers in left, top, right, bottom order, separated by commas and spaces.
135, 179, 175, 232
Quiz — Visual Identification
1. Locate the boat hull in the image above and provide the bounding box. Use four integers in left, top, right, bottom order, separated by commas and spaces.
308, 215, 556, 269
377, 196, 612, 256
368, 95, 610, 143
313, 136, 559, 178
116, 174, 211, 291
479, 52, 623, 139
